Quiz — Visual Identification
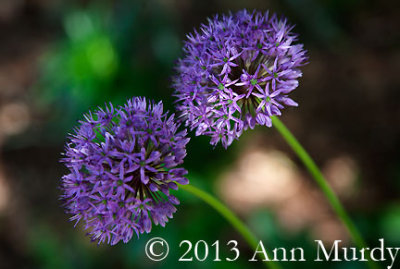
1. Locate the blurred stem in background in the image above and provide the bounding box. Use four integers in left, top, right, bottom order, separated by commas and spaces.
271, 116, 380, 269
180, 184, 281, 269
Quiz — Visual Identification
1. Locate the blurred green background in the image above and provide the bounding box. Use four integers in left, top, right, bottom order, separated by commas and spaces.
0, 0, 399, 268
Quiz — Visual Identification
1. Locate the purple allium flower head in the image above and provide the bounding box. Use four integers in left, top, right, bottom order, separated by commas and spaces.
61, 97, 190, 245
173, 10, 307, 148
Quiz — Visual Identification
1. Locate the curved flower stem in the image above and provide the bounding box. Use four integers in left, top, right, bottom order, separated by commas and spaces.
271, 116, 379, 269
179, 184, 281, 269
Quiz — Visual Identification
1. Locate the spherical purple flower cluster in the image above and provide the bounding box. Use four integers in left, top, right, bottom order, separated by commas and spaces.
61, 97, 189, 245
173, 9, 307, 148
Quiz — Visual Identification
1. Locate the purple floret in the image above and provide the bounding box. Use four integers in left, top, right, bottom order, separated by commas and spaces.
173, 9, 307, 148
61, 97, 190, 245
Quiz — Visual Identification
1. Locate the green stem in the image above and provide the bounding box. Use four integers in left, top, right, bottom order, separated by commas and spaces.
271, 116, 379, 269
179, 184, 281, 269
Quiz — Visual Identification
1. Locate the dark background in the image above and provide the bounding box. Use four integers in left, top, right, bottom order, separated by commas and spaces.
0, 0, 399, 268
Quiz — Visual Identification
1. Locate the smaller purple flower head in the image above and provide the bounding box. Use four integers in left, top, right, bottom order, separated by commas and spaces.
173, 9, 307, 148
61, 97, 190, 245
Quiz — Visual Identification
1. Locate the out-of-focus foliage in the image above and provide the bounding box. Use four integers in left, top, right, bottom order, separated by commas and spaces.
34, 2, 182, 140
